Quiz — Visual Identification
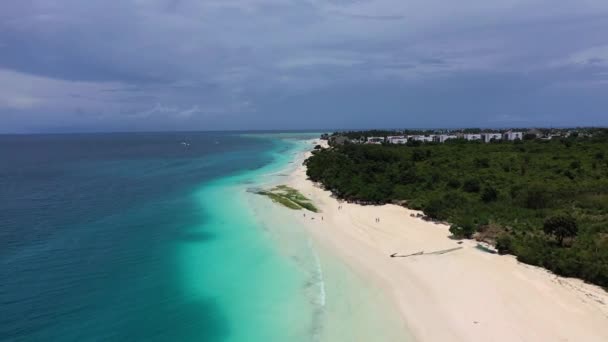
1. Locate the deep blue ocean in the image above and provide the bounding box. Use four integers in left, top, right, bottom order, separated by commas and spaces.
0, 132, 318, 341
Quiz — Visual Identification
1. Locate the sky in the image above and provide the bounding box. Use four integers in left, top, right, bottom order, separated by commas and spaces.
1, 0, 608, 133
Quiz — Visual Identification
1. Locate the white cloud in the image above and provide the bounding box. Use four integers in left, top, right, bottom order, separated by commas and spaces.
564, 45, 608, 67
0, 69, 121, 111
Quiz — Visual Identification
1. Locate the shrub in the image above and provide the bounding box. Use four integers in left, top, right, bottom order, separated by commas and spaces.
474, 157, 490, 168
495, 235, 513, 254
523, 184, 550, 209
447, 178, 461, 189
481, 186, 498, 202
412, 149, 427, 162
543, 214, 578, 246
449, 224, 475, 239
463, 178, 481, 193
424, 198, 448, 220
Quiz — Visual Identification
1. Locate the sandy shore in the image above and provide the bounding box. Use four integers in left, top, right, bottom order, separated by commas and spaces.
286, 140, 608, 342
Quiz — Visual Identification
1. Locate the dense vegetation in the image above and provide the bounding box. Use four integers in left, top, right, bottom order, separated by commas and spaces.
306, 131, 608, 287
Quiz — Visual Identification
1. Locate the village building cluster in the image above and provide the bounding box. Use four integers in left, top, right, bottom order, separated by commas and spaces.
367, 131, 523, 145
322, 128, 588, 146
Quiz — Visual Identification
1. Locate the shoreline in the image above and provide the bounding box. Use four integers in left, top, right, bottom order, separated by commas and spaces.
286, 140, 608, 342
248, 137, 413, 341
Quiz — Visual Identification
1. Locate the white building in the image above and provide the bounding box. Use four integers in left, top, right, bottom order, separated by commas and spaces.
438, 134, 458, 143
413, 135, 435, 142
503, 131, 523, 141
387, 136, 408, 144
464, 134, 482, 141
367, 136, 384, 144
482, 133, 502, 143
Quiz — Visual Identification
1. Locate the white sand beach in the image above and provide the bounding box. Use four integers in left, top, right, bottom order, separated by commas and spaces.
286, 141, 608, 342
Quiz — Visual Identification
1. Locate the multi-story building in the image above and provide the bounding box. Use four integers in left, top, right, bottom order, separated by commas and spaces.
482, 133, 502, 143
413, 135, 435, 142
438, 134, 458, 143
464, 134, 482, 141
387, 136, 409, 144
503, 131, 523, 141
366, 137, 385, 144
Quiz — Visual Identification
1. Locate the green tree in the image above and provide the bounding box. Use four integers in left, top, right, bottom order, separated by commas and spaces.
474, 157, 490, 168
463, 178, 481, 193
449, 224, 475, 239
495, 235, 513, 254
543, 214, 578, 246
523, 184, 550, 209
447, 178, 461, 189
424, 198, 448, 220
570, 160, 581, 169
481, 186, 498, 202
412, 149, 427, 162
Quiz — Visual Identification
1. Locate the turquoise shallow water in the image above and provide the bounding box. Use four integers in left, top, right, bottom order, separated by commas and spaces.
1, 132, 412, 341
179, 136, 320, 341
0, 132, 318, 341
